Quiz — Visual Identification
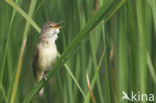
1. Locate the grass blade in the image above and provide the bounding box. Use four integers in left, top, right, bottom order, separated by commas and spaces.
86, 72, 96, 103
136, 1, 147, 103
118, 4, 128, 103
84, 51, 105, 103
147, 52, 156, 85
147, 0, 156, 30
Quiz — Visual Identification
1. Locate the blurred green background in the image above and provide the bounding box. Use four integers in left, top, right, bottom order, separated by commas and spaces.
0, 0, 156, 103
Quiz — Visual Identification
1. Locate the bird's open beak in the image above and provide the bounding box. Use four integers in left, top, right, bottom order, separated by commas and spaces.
52, 21, 64, 29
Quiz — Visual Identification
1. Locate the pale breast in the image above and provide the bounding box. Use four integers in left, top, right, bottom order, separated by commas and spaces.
38, 41, 57, 71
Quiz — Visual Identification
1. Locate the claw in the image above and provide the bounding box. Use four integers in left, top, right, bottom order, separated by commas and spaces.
42, 74, 47, 80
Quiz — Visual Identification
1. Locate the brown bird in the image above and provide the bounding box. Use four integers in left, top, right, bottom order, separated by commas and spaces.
33, 21, 62, 96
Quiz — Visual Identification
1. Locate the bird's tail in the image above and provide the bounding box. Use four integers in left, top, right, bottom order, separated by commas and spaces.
37, 87, 44, 96
36, 70, 44, 96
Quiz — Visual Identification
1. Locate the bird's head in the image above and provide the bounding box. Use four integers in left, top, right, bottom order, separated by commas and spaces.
40, 21, 63, 40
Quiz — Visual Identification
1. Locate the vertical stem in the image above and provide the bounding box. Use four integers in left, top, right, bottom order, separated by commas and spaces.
136, 0, 147, 102
118, 3, 128, 103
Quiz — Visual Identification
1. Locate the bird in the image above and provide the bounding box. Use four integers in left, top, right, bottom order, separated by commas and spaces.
33, 21, 63, 96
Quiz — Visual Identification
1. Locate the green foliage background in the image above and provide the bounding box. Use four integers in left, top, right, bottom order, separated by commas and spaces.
0, 0, 155, 103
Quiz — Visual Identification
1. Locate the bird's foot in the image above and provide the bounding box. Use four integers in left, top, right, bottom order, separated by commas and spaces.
42, 74, 47, 80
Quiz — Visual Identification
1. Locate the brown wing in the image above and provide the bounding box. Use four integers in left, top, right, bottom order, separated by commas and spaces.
33, 43, 39, 80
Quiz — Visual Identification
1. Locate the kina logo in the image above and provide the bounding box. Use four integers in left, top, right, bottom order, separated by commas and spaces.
121, 91, 155, 102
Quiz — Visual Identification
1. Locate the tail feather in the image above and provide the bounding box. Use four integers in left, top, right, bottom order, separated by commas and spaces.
36, 70, 44, 96
37, 87, 44, 96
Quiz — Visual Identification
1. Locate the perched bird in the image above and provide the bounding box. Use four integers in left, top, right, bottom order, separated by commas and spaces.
33, 21, 62, 96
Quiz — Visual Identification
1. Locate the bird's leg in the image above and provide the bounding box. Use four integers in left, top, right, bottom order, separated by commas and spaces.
42, 72, 47, 80
42, 66, 53, 80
